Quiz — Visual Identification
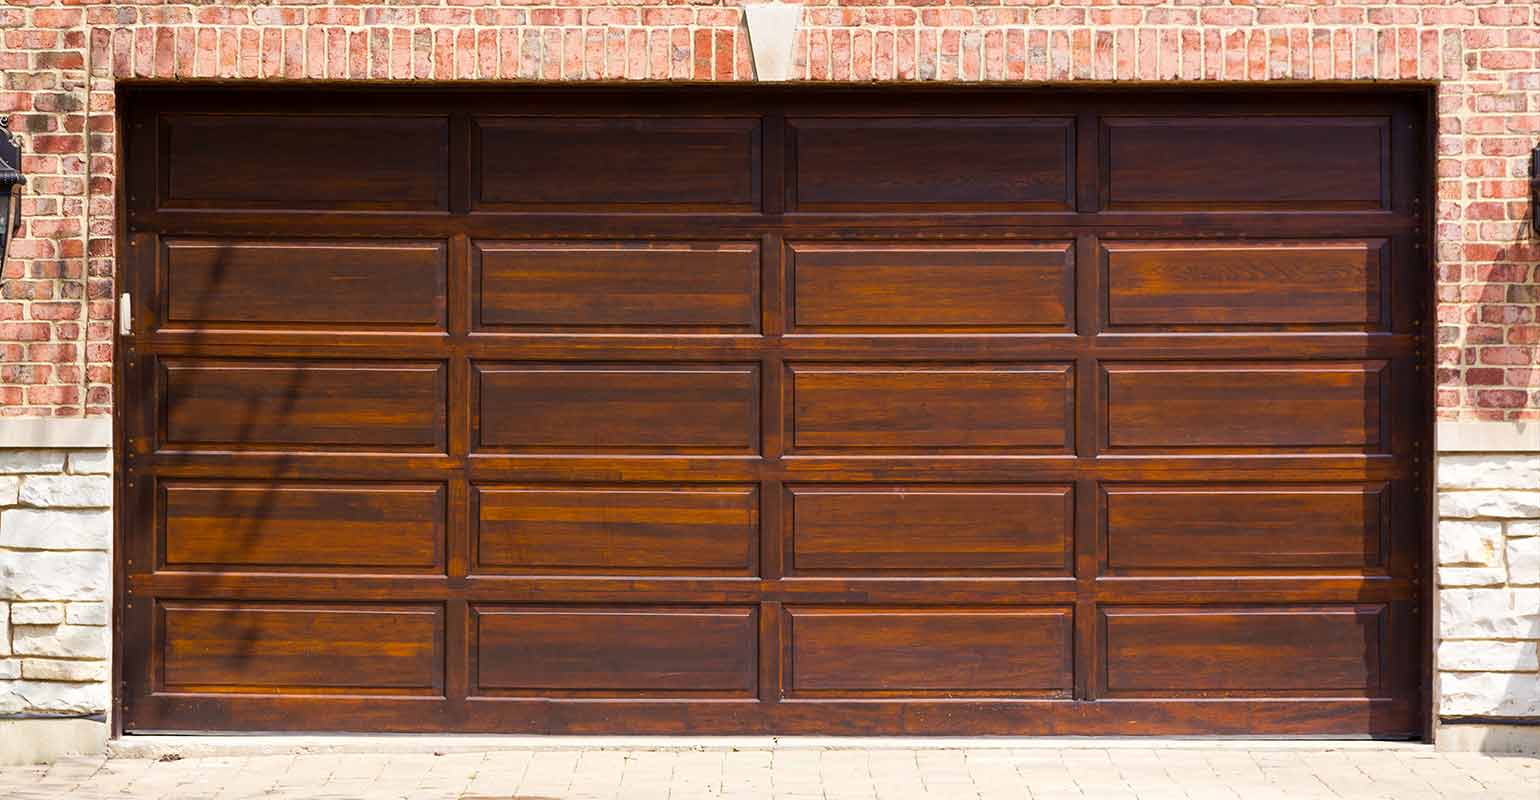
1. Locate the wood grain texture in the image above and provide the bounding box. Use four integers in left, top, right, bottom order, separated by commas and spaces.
161, 359, 446, 449
475, 241, 759, 332
787, 364, 1074, 453
475, 364, 759, 454
474, 606, 757, 695
163, 239, 447, 329
1103, 240, 1385, 328
1103, 484, 1387, 573
160, 113, 449, 210
788, 485, 1072, 574
474, 116, 759, 210
1101, 605, 1386, 696
160, 602, 444, 693
1102, 362, 1386, 450
1103, 116, 1388, 210
788, 242, 1073, 332
785, 607, 1074, 696
788, 117, 1073, 210
120, 87, 1431, 737
162, 482, 445, 571
475, 485, 757, 575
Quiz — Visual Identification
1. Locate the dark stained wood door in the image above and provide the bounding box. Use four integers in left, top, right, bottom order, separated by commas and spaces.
118, 87, 1431, 737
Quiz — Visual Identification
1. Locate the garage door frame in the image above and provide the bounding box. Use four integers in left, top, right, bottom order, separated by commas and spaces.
112, 83, 1437, 738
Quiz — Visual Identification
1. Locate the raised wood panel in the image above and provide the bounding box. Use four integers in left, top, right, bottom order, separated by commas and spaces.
162, 482, 445, 571
785, 607, 1074, 696
160, 114, 449, 210
788, 117, 1074, 210
475, 364, 759, 454
163, 239, 446, 329
475, 241, 759, 332
160, 360, 446, 450
473, 606, 757, 695
788, 485, 1072, 574
1103, 484, 1387, 573
1102, 362, 1386, 450
475, 485, 757, 575
160, 602, 443, 693
1103, 240, 1386, 328
788, 242, 1074, 332
787, 364, 1074, 453
1101, 606, 1386, 695
1103, 117, 1389, 210
474, 116, 760, 210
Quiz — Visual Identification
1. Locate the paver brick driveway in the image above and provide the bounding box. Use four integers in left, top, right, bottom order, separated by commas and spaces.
2, 746, 1535, 799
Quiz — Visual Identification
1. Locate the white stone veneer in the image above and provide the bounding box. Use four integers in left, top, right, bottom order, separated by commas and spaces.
1437, 452, 1540, 719
0, 448, 111, 717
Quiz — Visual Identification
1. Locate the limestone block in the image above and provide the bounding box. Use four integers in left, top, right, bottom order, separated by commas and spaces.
17, 476, 111, 509
1508, 536, 1539, 586
1439, 567, 1507, 587
1438, 455, 1540, 490
8, 603, 64, 626
1439, 491, 1540, 519
1438, 520, 1505, 566
1439, 588, 1540, 639
64, 602, 107, 626
10, 624, 108, 659
21, 659, 107, 683
0, 509, 110, 551
0, 550, 110, 602
1, 681, 108, 715
1440, 672, 1540, 717
1439, 640, 1540, 672
0, 452, 66, 475
65, 450, 112, 476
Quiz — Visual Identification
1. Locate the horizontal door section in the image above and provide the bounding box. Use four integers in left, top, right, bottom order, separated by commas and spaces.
1101, 361, 1388, 452
474, 485, 758, 576
785, 363, 1075, 454
1101, 484, 1389, 575
472, 116, 761, 211
784, 607, 1074, 697
787, 242, 1074, 333
471, 606, 758, 697
158, 359, 447, 452
787, 116, 1074, 211
155, 113, 450, 211
158, 601, 445, 695
786, 485, 1072, 575
474, 240, 760, 333
1099, 605, 1389, 698
474, 363, 760, 455
160, 238, 447, 331
160, 481, 446, 573
1102, 116, 1389, 211
1101, 240, 1388, 330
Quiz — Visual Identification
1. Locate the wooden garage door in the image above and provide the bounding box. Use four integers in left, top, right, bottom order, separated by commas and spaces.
118, 87, 1431, 736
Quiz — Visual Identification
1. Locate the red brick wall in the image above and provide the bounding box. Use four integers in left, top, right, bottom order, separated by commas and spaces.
1, 0, 1536, 419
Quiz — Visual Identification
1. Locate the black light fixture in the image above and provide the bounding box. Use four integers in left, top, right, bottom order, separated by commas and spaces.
0, 116, 22, 266
1532, 144, 1539, 235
